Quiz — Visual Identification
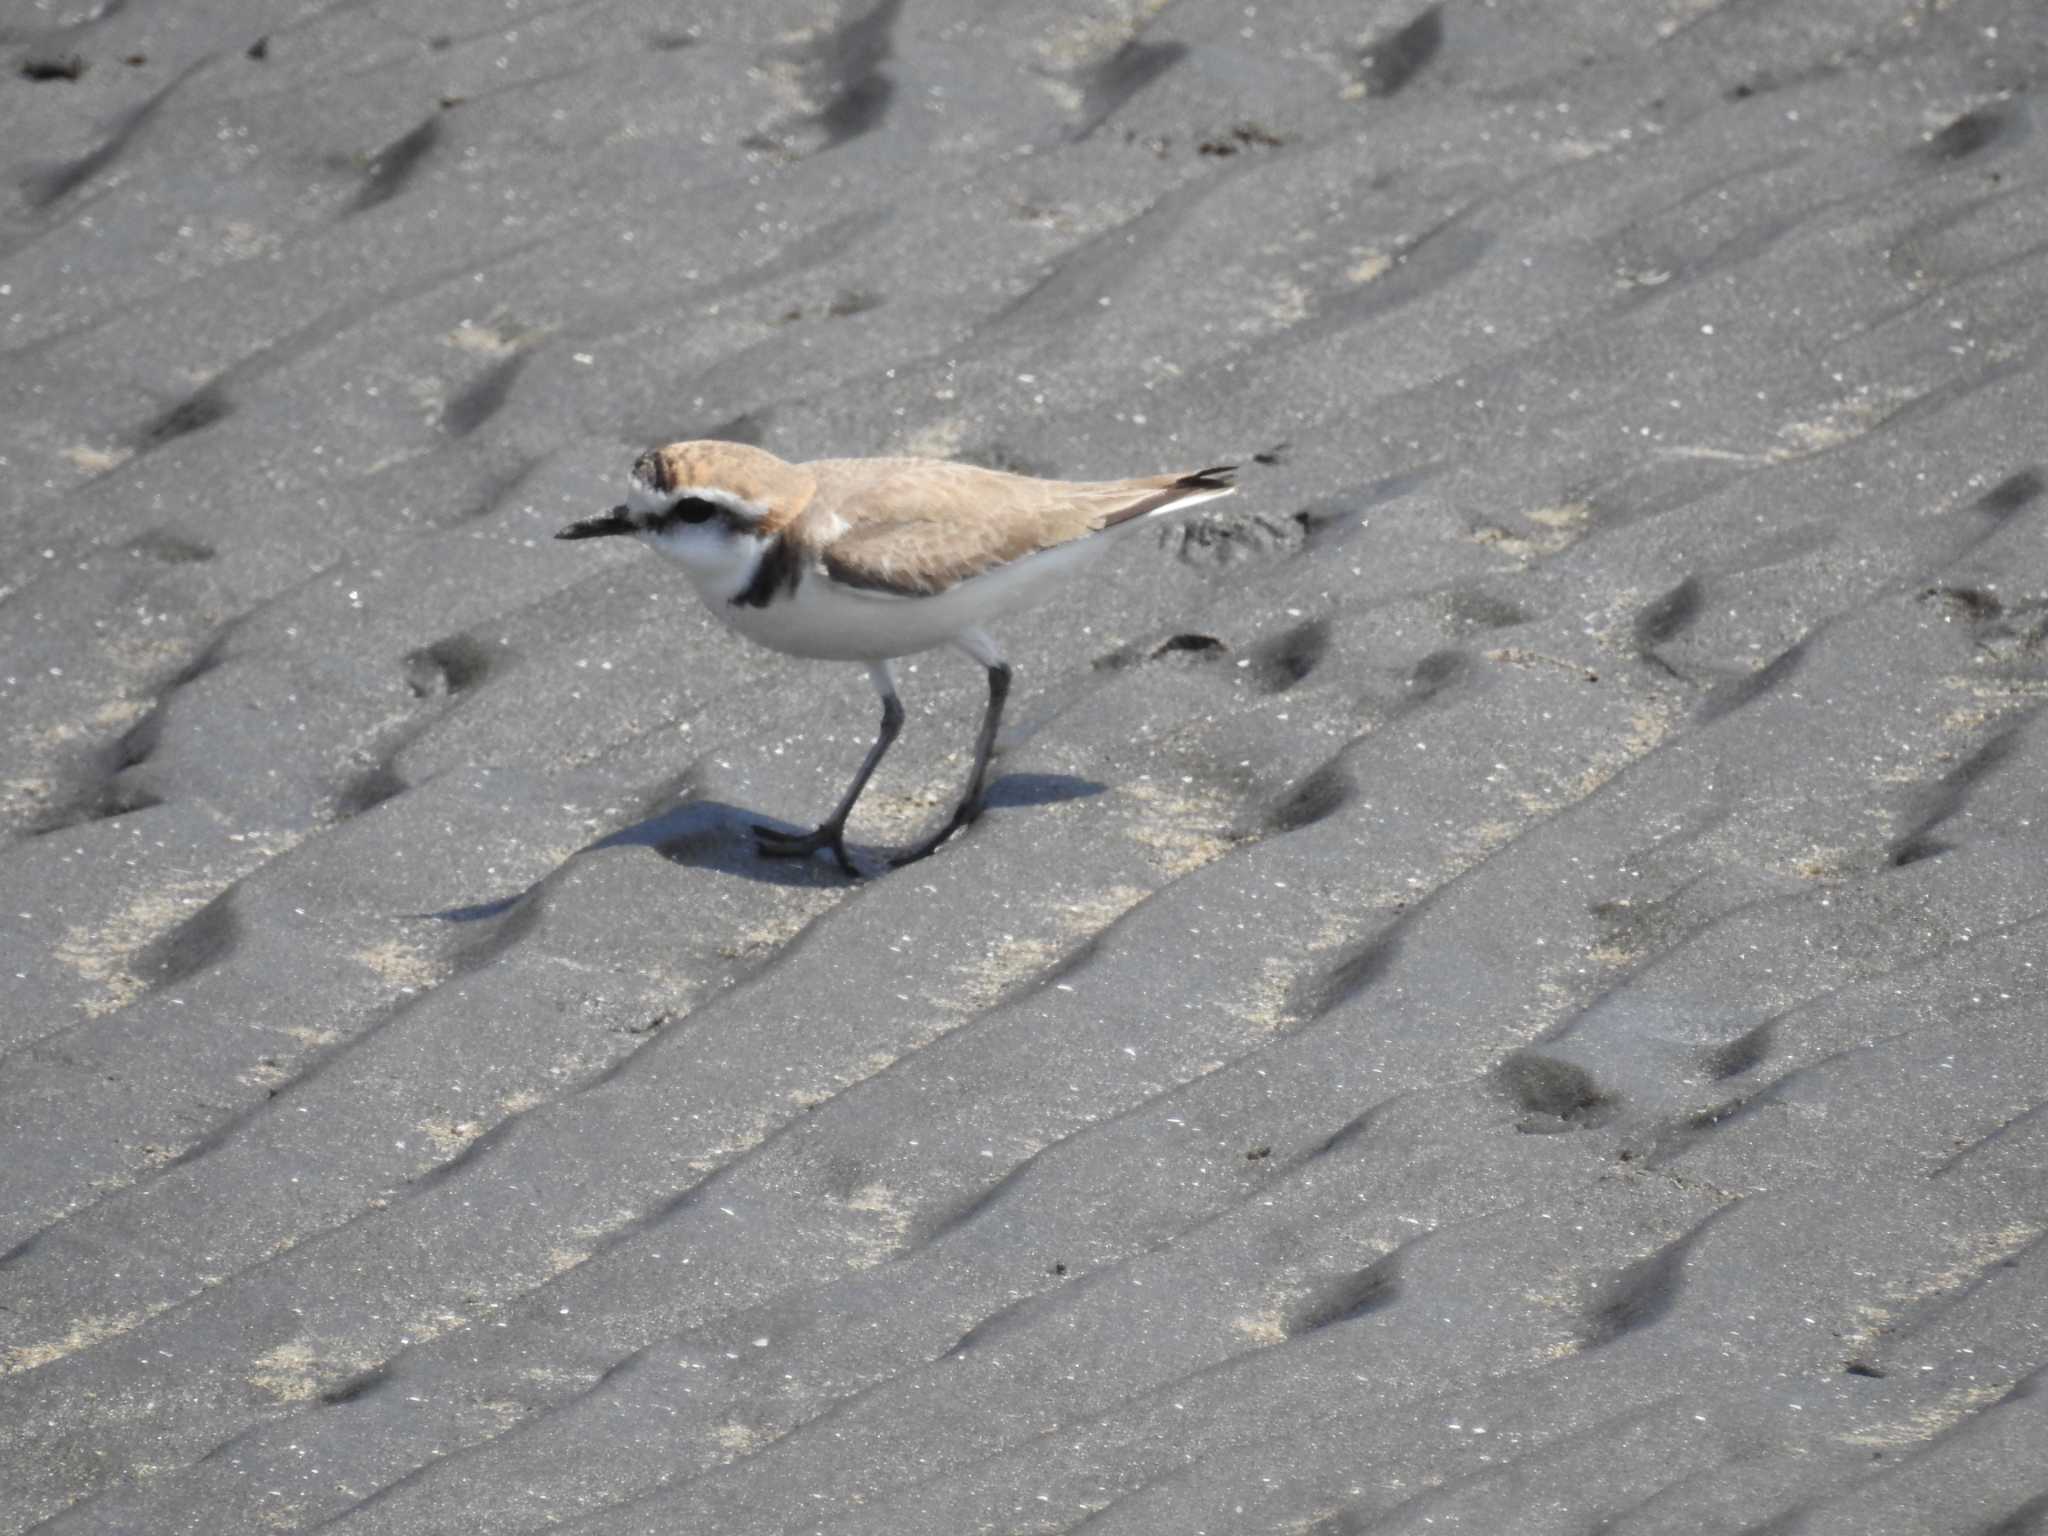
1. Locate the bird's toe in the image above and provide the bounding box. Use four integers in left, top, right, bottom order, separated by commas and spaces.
889, 828, 955, 867
889, 801, 982, 867
753, 822, 863, 878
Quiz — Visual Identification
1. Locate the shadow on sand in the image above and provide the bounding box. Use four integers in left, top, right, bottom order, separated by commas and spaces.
428, 772, 1106, 918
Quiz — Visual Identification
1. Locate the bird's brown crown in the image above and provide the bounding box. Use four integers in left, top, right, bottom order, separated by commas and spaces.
635, 441, 815, 523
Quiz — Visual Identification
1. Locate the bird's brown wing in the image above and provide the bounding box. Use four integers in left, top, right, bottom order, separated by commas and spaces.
797, 458, 1233, 597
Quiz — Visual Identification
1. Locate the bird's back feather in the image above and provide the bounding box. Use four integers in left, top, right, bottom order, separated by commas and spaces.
798, 459, 1237, 597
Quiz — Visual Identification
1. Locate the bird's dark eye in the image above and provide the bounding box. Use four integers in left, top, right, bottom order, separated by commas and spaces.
649, 496, 719, 530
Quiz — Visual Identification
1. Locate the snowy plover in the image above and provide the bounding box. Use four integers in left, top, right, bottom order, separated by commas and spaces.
558, 440, 1235, 874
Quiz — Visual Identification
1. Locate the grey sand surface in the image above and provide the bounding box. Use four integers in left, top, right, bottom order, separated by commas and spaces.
4, 1, 2048, 1532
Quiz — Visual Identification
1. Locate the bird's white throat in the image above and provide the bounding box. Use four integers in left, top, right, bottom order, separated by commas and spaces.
639, 519, 768, 606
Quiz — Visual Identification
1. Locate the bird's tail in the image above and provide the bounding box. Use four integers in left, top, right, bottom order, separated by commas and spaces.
1098, 464, 1239, 529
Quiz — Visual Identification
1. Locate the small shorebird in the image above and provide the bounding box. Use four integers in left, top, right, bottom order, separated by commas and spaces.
558, 440, 1235, 874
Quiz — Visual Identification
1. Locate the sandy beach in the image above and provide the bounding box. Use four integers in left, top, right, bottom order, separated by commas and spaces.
4, 1, 2046, 1530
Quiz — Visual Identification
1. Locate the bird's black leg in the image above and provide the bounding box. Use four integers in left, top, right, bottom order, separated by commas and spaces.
892, 638, 1010, 868
755, 662, 902, 876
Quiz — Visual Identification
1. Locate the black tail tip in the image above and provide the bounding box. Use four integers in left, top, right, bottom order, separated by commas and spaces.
1180, 464, 1238, 489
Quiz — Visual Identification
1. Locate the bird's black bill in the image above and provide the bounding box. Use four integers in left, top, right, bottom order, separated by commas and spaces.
555, 506, 635, 540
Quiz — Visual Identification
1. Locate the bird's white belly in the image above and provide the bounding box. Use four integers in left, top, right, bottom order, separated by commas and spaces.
661, 533, 1108, 661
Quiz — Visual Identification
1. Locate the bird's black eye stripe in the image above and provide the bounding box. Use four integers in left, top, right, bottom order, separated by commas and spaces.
647, 496, 721, 531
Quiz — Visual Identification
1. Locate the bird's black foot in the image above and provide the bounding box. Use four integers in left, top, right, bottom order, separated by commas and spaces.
887, 802, 981, 868
753, 821, 860, 877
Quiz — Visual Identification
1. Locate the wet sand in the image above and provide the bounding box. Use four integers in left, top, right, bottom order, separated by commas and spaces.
4, 2, 2046, 1531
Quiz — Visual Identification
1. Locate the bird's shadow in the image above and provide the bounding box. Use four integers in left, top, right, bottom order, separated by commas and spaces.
429, 771, 1106, 918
